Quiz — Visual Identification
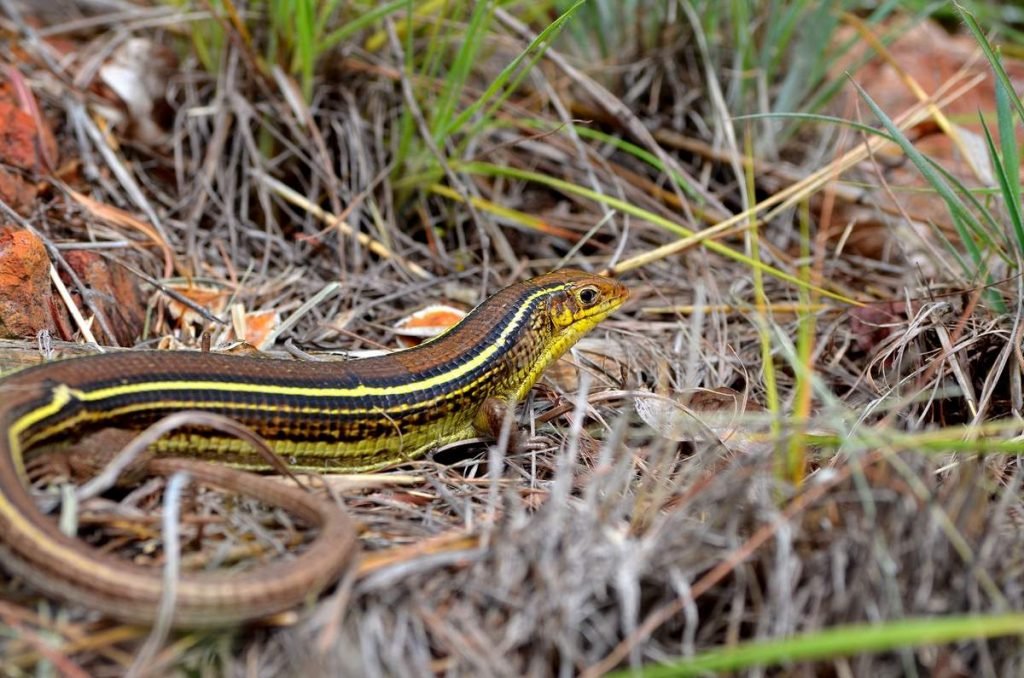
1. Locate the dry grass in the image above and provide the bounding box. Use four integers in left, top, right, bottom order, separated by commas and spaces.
0, 1, 1023, 675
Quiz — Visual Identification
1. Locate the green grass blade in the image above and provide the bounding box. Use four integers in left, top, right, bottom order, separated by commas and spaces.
853, 79, 979, 233
979, 112, 1023, 255
609, 614, 1024, 678
394, 0, 419, 173
455, 160, 859, 305
853, 79, 1006, 311
316, 0, 346, 37
735, 111, 898, 139
431, 0, 492, 143
550, 123, 698, 199
443, 0, 587, 139
924, 155, 1010, 259
296, 0, 316, 100
771, 2, 836, 116
956, 2, 1024, 123
995, 67, 1024, 255
322, 0, 412, 51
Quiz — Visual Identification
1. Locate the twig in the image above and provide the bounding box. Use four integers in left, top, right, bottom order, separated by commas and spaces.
251, 171, 432, 281
48, 264, 102, 349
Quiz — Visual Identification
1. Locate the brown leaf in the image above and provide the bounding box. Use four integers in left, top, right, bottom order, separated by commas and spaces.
393, 304, 466, 348
161, 283, 229, 331
225, 307, 281, 351
69, 190, 176, 278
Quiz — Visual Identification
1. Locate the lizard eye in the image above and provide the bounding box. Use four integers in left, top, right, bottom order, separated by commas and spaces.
577, 286, 600, 307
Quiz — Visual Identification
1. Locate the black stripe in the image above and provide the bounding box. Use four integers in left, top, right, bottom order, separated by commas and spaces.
66, 285, 550, 395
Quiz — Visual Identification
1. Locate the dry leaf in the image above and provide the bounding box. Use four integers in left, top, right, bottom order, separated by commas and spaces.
161, 283, 229, 334
225, 305, 281, 351
393, 304, 466, 348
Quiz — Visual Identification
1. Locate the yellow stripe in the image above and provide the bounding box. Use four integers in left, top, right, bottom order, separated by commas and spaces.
9, 284, 566, 458
18, 366, 504, 450
7, 385, 86, 482
20, 398, 401, 450
72, 284, 563, 404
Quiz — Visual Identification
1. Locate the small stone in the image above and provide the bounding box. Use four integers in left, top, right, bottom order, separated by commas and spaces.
0, 228, 56, 338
